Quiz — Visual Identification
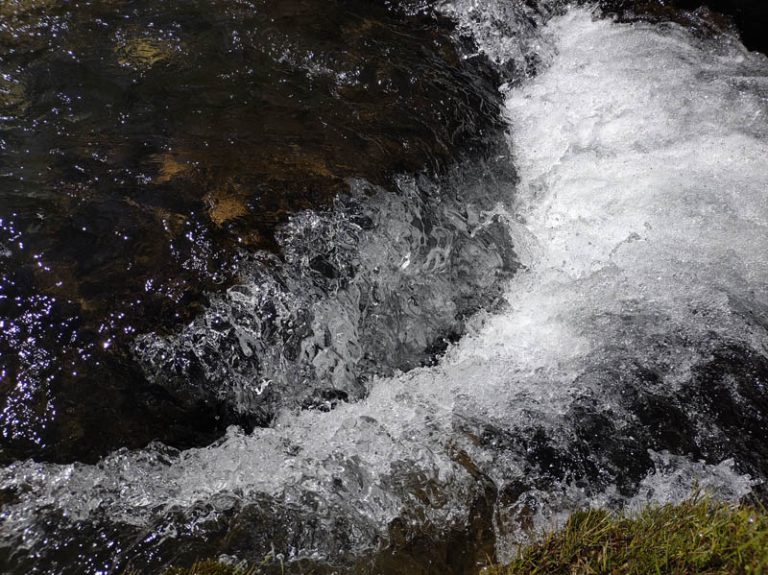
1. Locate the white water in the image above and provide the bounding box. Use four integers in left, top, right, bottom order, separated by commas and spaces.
3, 5, 768, 571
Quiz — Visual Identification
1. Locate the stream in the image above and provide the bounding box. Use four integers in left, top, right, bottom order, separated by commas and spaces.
2, 1, 768, 573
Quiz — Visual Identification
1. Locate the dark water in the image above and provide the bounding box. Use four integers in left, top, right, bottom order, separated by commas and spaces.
0, 0, 506, 463
2, 1, 768, 574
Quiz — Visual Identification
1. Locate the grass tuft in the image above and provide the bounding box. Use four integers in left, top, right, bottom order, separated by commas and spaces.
163, 560, 262, 575
123, 559, 262, 575
490, 497, 768, 575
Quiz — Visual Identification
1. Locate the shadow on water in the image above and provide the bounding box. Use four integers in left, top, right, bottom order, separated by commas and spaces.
0, 0, 505, 463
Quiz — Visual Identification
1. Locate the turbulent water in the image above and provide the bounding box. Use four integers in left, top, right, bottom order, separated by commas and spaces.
3, 2, 768, 574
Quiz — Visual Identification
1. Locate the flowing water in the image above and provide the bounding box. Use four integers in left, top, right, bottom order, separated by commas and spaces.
2, 1, 768, 574
0, 0, 510, 463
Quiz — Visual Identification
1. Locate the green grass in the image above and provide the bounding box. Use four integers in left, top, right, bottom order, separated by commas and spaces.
123, 559, 263, 575
162, 560, 261, 575
491, 497, 768, 575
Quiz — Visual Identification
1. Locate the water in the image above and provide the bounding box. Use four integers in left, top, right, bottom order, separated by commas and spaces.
3, 1, 768, 574
0, 0, 506, 462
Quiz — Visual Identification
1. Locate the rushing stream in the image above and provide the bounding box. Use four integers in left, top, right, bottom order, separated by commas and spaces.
2, 1, 768, 574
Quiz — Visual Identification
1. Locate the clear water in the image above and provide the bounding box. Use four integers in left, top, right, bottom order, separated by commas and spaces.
2, 2, 768, 574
